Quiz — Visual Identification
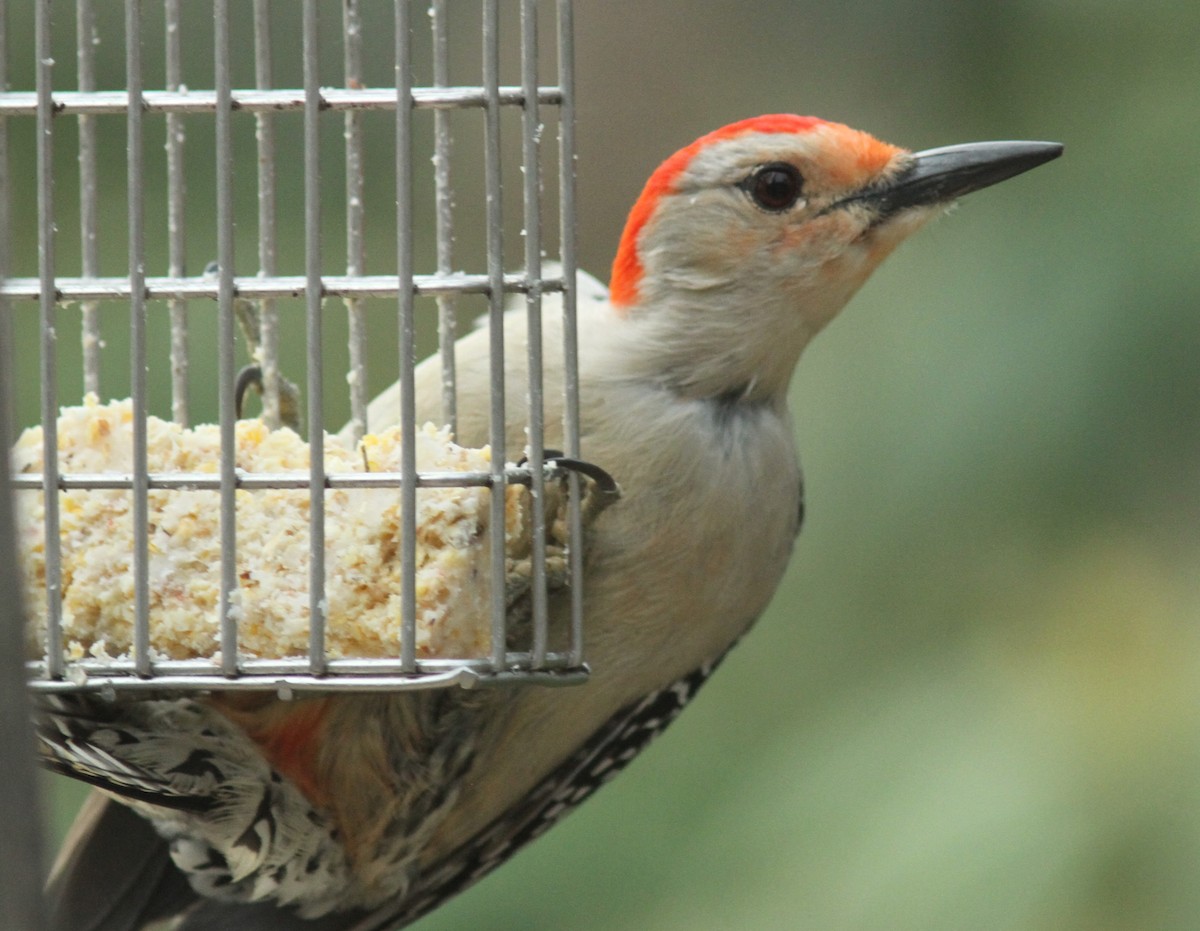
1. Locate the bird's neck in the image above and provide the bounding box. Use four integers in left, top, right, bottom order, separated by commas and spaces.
597, 286, 842, 408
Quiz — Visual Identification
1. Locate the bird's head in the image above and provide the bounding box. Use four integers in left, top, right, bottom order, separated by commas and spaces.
608, 114, 1061, 403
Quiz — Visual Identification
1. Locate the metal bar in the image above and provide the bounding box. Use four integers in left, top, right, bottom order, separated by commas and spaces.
343, 0, 367, 442
126, 0, 151, 677
431, 0, 457, 432
29, 651, 582, 678
557, 0, 584, 667
8, 463, 554, 491
165, 0, 188, 425
0, 86, 565, 116
395, 0, 417, 673
214, 0, 238, 677
26, 667, 590, 695
482, 0, 507, 670
30, 652, 583, 676
252, 0, 280, 428
1, 271, 565, 301
36, 0, 62, 680
521, 0, 548, 667
77, 0, 100, 396
303, 0, 326, 676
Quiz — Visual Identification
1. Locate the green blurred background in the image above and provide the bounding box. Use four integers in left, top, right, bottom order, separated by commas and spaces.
6, 1, 1199, 929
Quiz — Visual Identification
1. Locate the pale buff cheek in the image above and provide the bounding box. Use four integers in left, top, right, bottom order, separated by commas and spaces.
884, 207, 942, 241
776, 212, 861, 262
658, 209, 761, 272
817, 215, 931, 289
817, 249, 876, 292
719, 226, 765, 261
818, 229, 903, 288
864, 235, 904, 267
678, 225, 770, 281
712, 204, 935, 287
859, 209, 940, 270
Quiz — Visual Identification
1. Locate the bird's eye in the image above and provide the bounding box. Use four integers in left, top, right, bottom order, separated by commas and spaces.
743, 163, 803, 212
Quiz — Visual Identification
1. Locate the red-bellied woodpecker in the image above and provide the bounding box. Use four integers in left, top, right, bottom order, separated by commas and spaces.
39, 115, 1061, 931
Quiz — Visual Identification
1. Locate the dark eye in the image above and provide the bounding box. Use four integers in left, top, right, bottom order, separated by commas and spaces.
743, 162, 803, 212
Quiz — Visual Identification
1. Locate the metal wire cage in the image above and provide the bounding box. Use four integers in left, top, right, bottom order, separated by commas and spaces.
0, 0, 590, 696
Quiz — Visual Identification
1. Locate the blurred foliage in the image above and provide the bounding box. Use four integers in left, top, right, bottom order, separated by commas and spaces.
9, 0, 1199, 928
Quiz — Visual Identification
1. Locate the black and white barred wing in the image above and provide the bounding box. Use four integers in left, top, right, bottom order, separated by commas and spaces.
367, 655, 728, 931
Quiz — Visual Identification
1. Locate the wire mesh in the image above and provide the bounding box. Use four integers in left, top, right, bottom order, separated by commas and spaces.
1, 0, 586, 695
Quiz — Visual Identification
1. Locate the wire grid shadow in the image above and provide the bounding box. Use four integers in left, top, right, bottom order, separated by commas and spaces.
0, 0, 590, 696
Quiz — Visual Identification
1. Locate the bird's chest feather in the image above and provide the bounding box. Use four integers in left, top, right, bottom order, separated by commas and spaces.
582, 388, 801, 676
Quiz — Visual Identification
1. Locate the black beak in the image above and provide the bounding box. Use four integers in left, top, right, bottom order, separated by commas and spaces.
847, 140, 1063, 217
